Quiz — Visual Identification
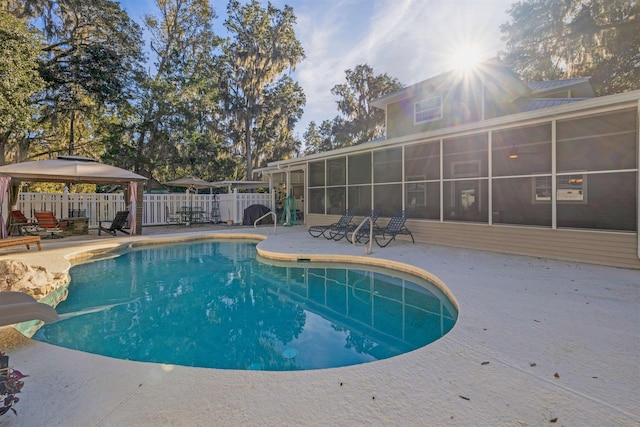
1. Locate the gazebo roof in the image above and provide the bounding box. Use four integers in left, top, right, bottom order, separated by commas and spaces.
0, 156, 146, 184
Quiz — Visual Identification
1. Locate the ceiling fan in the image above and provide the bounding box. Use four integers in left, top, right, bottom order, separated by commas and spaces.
508, 145, 538, 159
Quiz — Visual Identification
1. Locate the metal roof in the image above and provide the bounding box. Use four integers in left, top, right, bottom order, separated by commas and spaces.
518, 98, 589, 112
527, 77, 591, 91
527, 77, 595, 97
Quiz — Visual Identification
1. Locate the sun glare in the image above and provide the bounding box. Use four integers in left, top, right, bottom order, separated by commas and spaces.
451, 45, 483, 70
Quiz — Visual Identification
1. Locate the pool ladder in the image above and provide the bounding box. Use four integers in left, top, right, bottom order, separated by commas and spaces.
351, 216, 374, 255
254, 211, 277, 235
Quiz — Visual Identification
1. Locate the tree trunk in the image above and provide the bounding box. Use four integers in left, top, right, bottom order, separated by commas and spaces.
245, 114, 253, 180
69, 110, 75, 155
0, 132, 7, 165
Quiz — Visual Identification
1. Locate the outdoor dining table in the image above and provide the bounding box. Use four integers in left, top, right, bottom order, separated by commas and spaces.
176, 206, 205, 225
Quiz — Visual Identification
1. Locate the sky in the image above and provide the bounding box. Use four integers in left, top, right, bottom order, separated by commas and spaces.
118, 0, 516, 137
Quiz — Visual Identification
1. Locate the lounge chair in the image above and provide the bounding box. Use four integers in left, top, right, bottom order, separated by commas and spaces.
346, 210, 382, 243
30, 211, 68, 238
34, 211, 69, 230
99, 211, 130, 236
308, 208, 355, 239
371, 210, 415, 248
9, 210, 36, 236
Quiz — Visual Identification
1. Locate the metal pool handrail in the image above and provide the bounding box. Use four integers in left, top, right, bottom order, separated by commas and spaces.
254, 211, 277, 235
351, 216, 373, 255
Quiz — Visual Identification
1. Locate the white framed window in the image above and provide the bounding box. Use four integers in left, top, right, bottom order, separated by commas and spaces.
415, 95, 443, 124
406, 176, 427, 207
534, 176, 552, 201
533, 174, 587, 203
557, 174, 587, 202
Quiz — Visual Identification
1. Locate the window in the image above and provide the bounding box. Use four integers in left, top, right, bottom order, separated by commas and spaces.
557, 174, 587, 202
533, 174, 587, 203
415, 96, 443, 124
406, 176, 426, 207
534, 176, 552, 201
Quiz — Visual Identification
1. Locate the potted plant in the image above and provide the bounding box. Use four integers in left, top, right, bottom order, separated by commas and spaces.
0, 352, 27, 417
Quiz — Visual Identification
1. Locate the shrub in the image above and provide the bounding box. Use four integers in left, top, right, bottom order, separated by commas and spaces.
0, 352, 28, 416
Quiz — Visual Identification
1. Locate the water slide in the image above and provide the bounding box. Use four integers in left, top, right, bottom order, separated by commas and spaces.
0, 292, 59, 327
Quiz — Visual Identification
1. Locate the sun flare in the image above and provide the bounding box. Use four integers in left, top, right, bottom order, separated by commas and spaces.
450, 45, 483, 70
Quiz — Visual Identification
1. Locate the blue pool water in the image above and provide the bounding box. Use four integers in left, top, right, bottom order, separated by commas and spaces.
33, 240, 457, 371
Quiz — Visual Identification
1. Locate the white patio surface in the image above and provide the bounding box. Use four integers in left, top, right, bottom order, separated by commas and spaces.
0, 225, 638, 426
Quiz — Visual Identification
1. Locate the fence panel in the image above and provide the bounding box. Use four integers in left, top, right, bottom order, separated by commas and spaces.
17, 193, 126, 228
234, 193, 271, 224
15, 192, 274, 227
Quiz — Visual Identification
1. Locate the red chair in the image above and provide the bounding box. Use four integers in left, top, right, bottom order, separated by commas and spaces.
9, 210, 36, 236
34, 211, 69, 230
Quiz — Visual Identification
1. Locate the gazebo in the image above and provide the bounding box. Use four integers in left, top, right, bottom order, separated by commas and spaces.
0, 156, 147, 238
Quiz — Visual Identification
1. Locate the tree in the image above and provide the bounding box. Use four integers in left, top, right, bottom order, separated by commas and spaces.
302, 121, 323, 155
0, 10, 45, 165
330, 64, 402, 145
129, 0, 222, 183
3, 0, 145, 163
302, 117, 353, 155
221, 0, 304, 179
253, 75, 305, 164
500, 0, 640, 95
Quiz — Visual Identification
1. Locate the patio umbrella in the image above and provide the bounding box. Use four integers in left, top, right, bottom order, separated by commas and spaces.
163, 176, 214, 219
163, 176, 213, 189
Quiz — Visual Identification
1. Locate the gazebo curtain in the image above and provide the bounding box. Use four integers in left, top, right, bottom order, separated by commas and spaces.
0, 177, 10, 238
128, 181, 137, 235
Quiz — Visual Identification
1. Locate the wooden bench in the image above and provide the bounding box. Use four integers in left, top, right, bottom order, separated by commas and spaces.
0, 236, 42, 251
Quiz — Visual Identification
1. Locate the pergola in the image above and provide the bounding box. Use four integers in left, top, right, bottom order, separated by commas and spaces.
0, 156, 146, 238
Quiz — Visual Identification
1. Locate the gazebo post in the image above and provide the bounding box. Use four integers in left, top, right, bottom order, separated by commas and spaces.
135, 181, 143, 235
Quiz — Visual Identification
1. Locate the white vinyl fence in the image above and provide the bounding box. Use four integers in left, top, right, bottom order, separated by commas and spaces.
15, 190, 273, 228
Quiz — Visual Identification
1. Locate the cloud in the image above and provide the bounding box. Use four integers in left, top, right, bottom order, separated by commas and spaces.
294, 0, 371, 130
262, 0, 513, 136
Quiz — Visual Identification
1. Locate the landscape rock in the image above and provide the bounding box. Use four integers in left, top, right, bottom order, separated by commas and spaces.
0, 259, 67, 298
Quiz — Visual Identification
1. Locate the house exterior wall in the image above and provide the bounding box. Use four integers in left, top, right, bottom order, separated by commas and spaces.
297, 96, 639, 270
386, 66, 529, 139
305, 213, 639, 269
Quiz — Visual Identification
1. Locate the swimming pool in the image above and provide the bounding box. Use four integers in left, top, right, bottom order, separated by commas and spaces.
33, 240, 457, 371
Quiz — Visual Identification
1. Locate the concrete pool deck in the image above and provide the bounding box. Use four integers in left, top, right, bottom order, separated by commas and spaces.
0, 225, 638, 426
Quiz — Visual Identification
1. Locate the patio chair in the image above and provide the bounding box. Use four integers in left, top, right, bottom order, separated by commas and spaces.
345, 209, 382, 243
9, 210, 36, 236
165, 206, 182, 224
34, 211, 69, 230
371, 210, 415, 248
98, 211, 130, 236
308, 208, 355, 239
30, 211, 68, 238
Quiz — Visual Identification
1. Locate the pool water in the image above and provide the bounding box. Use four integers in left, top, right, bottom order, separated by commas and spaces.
33, 240, 457, 371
